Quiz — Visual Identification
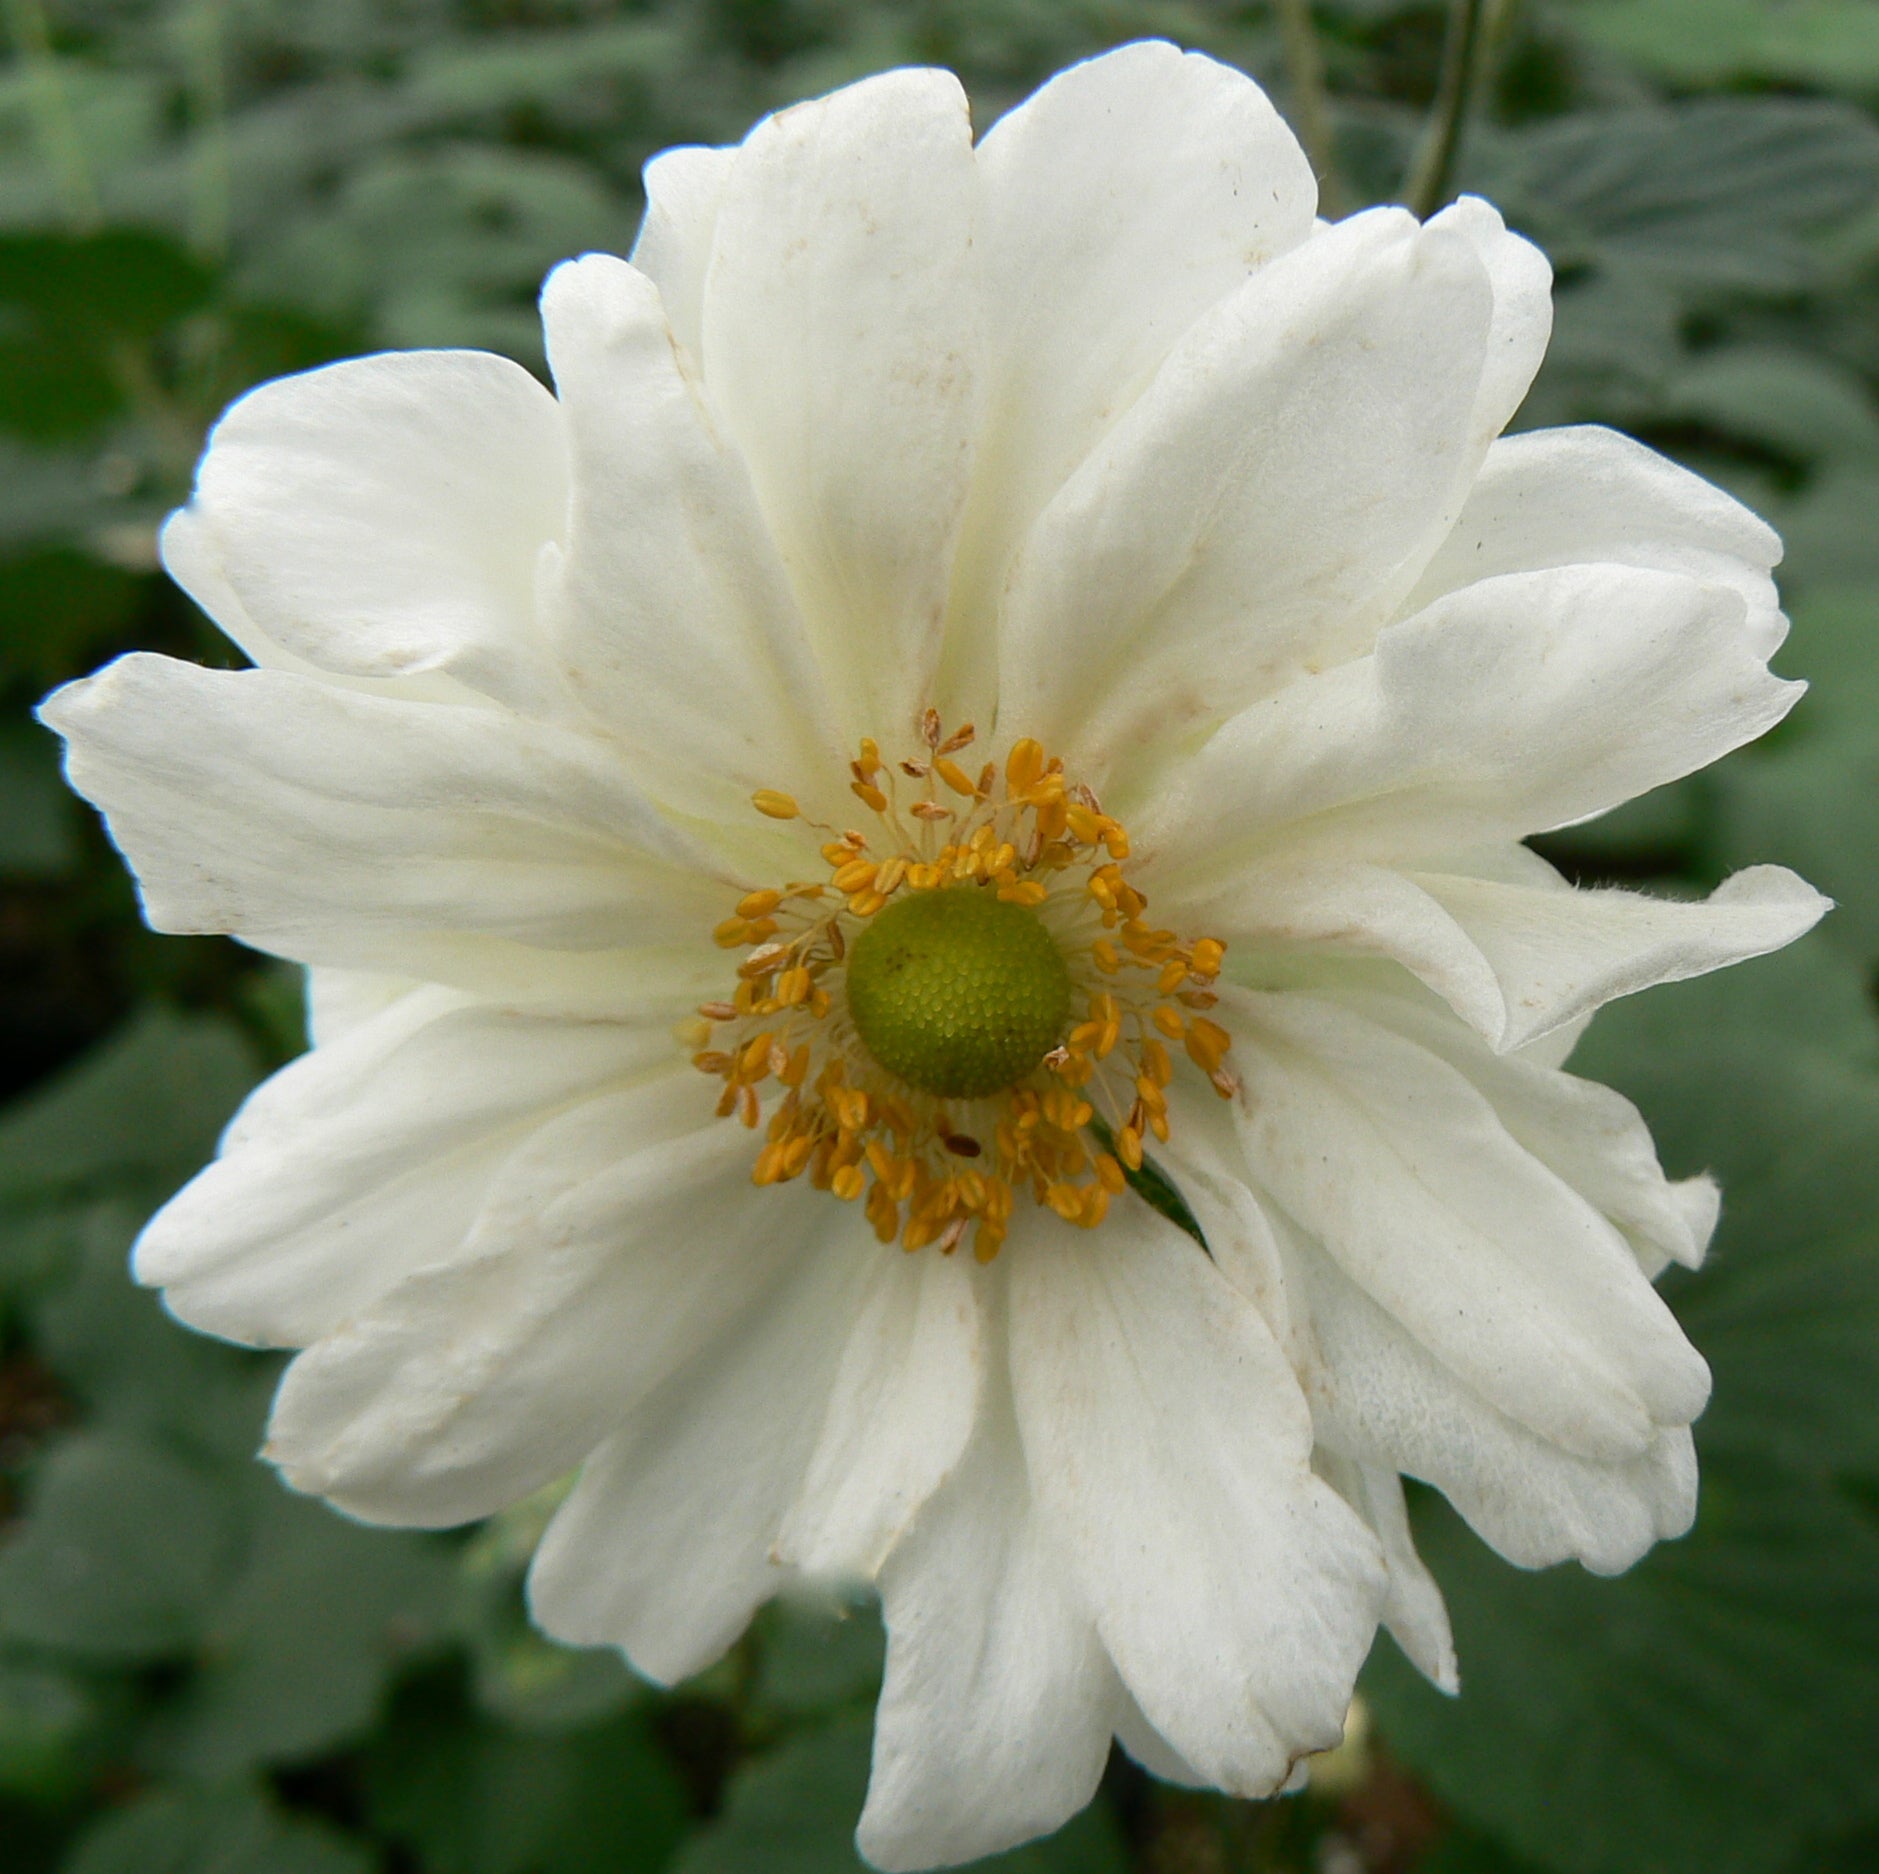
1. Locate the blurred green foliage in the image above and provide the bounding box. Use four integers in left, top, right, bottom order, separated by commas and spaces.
2, 1, 1878, 1870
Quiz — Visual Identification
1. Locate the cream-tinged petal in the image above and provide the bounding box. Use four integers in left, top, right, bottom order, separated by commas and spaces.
860, 1327, 1118, 1871
41, 656, 734, 972
526, 1211, 882, 1683
540, 254, 843, 818
181, 350, 569, 707
265, 1076, 823, 1527
941, 41, 1315, 716
776, 1245, 983, 1580
135, 988, 675, 1348
1286, 1233, 1699, 1574
1145, 564, 1801, 879
699, 68, 982, 743
1225, 989, 1710, 1460
631, 144, 734, 362
303, 965, 420, 1045
1315, 1452, 1458, 1694
1411, 861, 1828, 1050
997, 208, 1491, 784
1010, 1206, 1384, 1794
1403, 425, 1785, 654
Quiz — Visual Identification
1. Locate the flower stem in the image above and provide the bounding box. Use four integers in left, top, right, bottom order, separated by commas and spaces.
1274, 0, 1346, 220
1404, 0, 1487, 219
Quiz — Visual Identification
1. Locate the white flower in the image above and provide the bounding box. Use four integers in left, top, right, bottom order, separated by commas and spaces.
44, 40, 1824, 1871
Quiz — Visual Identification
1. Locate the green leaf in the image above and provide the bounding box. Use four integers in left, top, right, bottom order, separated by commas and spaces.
0, 1431, 237, 1661
62, 1782, 372, 1874
1714, 588, 1879, 966
1570, 0, 1879, 91
1367, 951, 1879, 1874
150, 1478, 457, 1776
0, 1660, 106, 1801
673, 1716, 1128, 1874
365, 1675, 688, 1874
0, 720, 78, 879
1661, 345, 1879, 470
750, 1592, 885, 1721
0, 1008, 257, 1213
1474, 101, 1879, 293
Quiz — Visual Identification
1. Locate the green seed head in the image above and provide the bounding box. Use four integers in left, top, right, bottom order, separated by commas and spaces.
845, 887, 1073, 1100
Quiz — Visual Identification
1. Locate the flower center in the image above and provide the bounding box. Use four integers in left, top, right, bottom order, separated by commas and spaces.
687, 714, 1237, 1262
845, 888, 1073, 1099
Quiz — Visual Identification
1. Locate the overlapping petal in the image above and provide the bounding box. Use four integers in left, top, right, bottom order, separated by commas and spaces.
540, 252, 844, 819
177, 349, 570, 707
1009, 1207, 1386, 1793
861, 1337, 1118, 1870
1143, 563, 1801, 879
42, 655, 736, 989
998, 207, 1494, 781
136, 987, 677, 1347
940, 40, 1317, 717
697, 67, 984, 743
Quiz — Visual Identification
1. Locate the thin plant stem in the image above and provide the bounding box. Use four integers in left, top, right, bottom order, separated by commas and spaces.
1404, 0, 1487, 219
3, 0, 100, 231
1273, 0, 1346, 219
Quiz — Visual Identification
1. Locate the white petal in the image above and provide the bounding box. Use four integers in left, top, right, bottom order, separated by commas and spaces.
539, 254, 842, 817
1146, 564, 1801, 878
1425, 196, 1552, 450
1403, 425, 1784, 654
1225, 989, 1710, 1460
631, 143, 734, 362
1413, 860, 1828, 1050
1009, 1206, 1385, 1793
1286, 1231, 1698, 1573
179, 349, 569, 705
777, 1245, 983, 1580
42, 656, 730, 973
1336, 985, 1721, 1278
526, 1213, 880, 1683
699, 69, 982, 742
135, 988, 673, 1347
1112, 1695, 1209, 1789
941, 41, 1315, 716
997, 207, 1492, 780
1184, 848, 1826, 1052
1316, 1452, 1457, 1694
860, 1325, 1118, 1871
265, 1077, 823, 1527
303, 965, 419, 1045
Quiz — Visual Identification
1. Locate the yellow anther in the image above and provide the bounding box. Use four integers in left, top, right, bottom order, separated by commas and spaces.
1190, 937, 1226, 978
776, 967, 812, 1006
875, 856, 908, 895
849, 888, 888, 917
1185, 1016, 1233, 1076
1158, 957, 1189, 993
1152, 1005, 1186, 1039
1065, 804, 1103, 843
1045, 1183, 1084, 1221
1095, 1152, 1127, 1194
857, 737, 883, 777
739, 1033, 776, 1080
1092, 939, 1120, 974
1006, 739, 1045, 792
1080, 1186, 1110, 1228
781, 1043, 812, 1087
1118, 1125, 1144, 1171
737, 889, 783, 919
973, 1221, 1007, 1264
752, 790, 799, 820
997, 879, 1048, 906
832, 858, 878, 893
832, 1164, 866, 1201
851, 780, 889, 812
713, 918, 749, 947
1143, 1038, 1173, 1087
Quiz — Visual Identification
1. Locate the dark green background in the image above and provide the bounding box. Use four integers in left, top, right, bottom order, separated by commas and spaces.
2, 3, 1877, 1870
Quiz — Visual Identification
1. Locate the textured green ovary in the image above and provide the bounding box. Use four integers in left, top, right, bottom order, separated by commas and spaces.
844, 886, 1073, 1100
